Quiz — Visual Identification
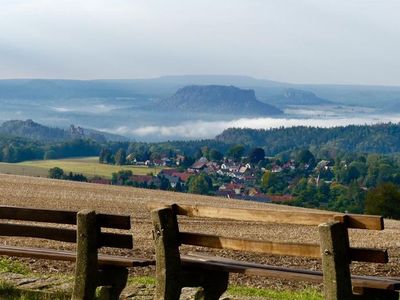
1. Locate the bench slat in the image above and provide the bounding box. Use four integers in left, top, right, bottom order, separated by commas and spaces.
0, 245, 154, 267
149, 203, 383, 230
180, 232, 388, 263
180, 232, 321, 258
0, 206, 131, 229
0, 223, 133, 249
100, 232, 134, 249
350, 248, 388, 264
181, 254, 400, 290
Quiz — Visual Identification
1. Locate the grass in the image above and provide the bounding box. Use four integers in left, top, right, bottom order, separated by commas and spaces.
128, 275, 157, 286
0, 281, 69, 300
0, 272, 324, 300
0, 162, 48, 177
227, 285, 323, 299
0, 259, 68, 300
0, 258, 30, 275
1, 157, 165, 179
125, 276, 323, 300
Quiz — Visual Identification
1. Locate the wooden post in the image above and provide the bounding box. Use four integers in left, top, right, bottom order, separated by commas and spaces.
72, 209, 99, 300
97, 266, 129, 300
319, 221, 354, 300
151, 207, 182, 300
201, 270, 229, 300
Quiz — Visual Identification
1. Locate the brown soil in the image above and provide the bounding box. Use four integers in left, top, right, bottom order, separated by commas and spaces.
0, 173, 399, 292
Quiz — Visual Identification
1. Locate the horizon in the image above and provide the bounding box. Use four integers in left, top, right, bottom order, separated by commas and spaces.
1, 74, 400, 88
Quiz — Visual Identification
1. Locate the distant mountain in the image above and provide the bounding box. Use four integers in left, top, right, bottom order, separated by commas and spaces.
382, 101, 400, 113
154, 85, 283, 116
1, 76, 400, 107
0, 119, 127, 142
0, 79, 142, 100
266, 88, 333, 108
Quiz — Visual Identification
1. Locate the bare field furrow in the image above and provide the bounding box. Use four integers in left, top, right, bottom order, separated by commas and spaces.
1, 173, 399, 291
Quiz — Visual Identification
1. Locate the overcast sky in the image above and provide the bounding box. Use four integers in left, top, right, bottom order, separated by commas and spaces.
1, 0, 399, 85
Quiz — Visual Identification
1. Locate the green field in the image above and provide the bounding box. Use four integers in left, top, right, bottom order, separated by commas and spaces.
0, 157, 164, 179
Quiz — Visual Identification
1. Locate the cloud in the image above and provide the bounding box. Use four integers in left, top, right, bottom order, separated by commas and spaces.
104, 114, 400, 141
1, 0, 400, 84
50, 104, 122, 114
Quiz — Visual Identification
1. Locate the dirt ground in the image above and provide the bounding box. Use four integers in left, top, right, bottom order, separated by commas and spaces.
0, 173, 399, 292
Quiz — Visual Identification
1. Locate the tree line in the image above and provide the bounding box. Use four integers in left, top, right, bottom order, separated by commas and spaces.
216, 123, 400, 156
0, 136, 101, 162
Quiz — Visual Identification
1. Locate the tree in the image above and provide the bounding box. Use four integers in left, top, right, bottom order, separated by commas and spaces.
342, 165, 360, 184
44, 150, 57, 160
114, 148, 127, 165
159, 176, 170, 190
48, 167, 64, 179
248, 148, 265, 164
174, 181, 183, 192
99, 148, 113, 164
260, 171, 273, 192
180, 155, 195, 168
188, 173, 212, 195
365, 183, 400, 219
227, 144, 245, 162
111, 170, 133, 185
209, 149, 223, 162
296, 149, 315, 166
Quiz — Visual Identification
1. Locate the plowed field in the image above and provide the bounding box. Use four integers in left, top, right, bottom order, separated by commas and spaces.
0, 174, 399, 291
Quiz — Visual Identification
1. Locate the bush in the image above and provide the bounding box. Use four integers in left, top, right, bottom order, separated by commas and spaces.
48, 167, 64, 179
365, 183, 400, 219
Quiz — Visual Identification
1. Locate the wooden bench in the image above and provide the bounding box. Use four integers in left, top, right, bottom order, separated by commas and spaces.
0, 206, 154, 300
150, 203, 400, 300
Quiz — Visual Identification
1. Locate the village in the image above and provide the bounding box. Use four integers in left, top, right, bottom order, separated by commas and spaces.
105, 150, 337, 206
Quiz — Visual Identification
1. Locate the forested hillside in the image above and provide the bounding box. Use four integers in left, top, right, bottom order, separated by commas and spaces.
0, 120, 126, 143
216, 124, 400, 156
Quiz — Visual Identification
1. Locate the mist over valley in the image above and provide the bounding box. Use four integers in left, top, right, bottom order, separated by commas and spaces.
1, 76, 400, 141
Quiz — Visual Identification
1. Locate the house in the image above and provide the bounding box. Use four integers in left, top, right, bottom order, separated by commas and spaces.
315, 160, 333, 171
216, 190, 236, 199
219, 183, 245, 195
239, 166, 248, 174
171, 172, 192, 184
161, 157, 173, 167
175, 155, 185, 165
221, 163, 239, 172
159, 169, 179, 176
162, 174, 181, 188
271, 165, 283, 173
282, 160, 296, 170
190, 157, 209, 171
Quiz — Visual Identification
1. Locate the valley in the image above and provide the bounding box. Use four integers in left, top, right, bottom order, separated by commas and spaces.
1, 76, 400, 141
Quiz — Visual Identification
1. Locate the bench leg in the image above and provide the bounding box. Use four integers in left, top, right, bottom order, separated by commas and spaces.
202, 270, 229, 300
319, 221, 354, 300
97, 266, 128, 300
182, 269, 229, 300
72, 210, 99, 300
152, 208, 182, 300
354, 288, 399, 300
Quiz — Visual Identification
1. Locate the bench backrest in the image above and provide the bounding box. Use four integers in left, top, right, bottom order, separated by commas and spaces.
150, 203, 386, 264
0, 206, 133, 249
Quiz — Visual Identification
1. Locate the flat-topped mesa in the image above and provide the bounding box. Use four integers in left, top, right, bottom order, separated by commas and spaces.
157, 85, 283, 116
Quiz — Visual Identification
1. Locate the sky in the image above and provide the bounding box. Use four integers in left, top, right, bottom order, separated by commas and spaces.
1, 0, 400, 85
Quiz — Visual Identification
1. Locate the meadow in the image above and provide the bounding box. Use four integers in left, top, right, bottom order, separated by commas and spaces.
0, 157, 163, 179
